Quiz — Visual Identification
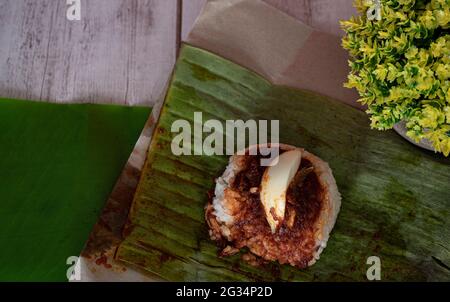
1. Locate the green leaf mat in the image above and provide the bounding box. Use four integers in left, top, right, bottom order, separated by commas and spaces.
116, 45, 450, 281
0, 99, 150, 281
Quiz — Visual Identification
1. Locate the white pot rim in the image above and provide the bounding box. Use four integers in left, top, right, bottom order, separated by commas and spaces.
393, 121, 435, 152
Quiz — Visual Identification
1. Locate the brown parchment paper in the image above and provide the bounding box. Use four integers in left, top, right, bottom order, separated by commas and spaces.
187, 0, 359, 107
77, 0, 359, 281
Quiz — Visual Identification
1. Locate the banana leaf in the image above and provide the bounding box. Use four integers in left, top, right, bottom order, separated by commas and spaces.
0, 99, 151, 281
116, 45, 450, 281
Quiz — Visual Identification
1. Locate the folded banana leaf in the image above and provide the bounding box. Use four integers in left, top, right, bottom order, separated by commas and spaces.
116, 45, 450, 281
0, 99, 150, 281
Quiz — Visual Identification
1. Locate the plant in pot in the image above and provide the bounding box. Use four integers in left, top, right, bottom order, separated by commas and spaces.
341, 0, 450, 156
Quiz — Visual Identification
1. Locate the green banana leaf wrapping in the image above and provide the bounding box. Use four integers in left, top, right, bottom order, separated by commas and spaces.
0, 100, 151, 281
116, 45, 450, 281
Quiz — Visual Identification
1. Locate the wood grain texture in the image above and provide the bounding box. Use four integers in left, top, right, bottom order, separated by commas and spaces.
0, 0, 178, 105
0, 0, 358, 105
181, 0, 206, 41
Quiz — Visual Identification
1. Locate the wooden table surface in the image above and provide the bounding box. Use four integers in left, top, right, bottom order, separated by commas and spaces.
0, 0, 356, 106
0, 0, 359, 281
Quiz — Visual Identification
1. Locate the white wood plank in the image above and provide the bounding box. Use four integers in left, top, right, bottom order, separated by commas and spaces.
181, 0, 206, 41
0, 1, 56, 101
0, 0, 179, 106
